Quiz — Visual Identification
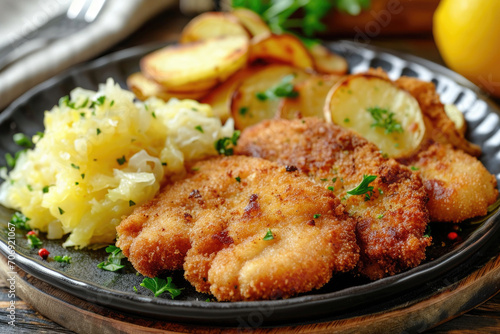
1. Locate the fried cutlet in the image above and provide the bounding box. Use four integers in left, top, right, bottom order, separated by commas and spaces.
235, 118, 431, 280
401, 142, 498, 222
394, 75, 498, 221
117, 155, 359, 300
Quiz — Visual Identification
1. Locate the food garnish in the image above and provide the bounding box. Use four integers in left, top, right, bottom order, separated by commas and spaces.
139, 277, 182, 299
97, 245, 125, 272
54, 255, 72, 263
38, 248, 50, 260
367, 106, 403, 134
215, 130, 240, 156
346, 175, 377, 201
8, 212, 30, 231
262, 228, 274, 240
26, 230, 42, 249
256, 74, 299, 100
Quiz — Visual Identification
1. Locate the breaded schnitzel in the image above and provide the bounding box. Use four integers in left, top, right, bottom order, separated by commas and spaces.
117, 155, 359, 300
402, 142, 498, 222
394, 74, 498, 221
235, 118, 431, 280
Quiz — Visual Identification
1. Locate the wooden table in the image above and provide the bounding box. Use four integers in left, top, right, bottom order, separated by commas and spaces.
1, 7, 500, 333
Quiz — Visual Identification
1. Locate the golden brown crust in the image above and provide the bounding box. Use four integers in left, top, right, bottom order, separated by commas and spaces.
401, 142, 498, 222
117, 155, 359, 300
235, 118, 431, 280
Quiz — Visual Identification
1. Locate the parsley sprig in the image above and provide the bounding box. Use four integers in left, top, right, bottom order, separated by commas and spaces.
256, 74, 298, 101
215, 131, 240, 156
346, 175, 377, 201
54, 255, 72, 264
367, 107, 404, 134
97, 245, 125, 272
140, 277, 182, 298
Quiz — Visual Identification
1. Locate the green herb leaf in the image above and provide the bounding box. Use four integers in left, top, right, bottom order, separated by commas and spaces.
54, 255, 72, 263
140, 277, 182, 298
410, 166, 419, 171
367, 106, 403, 134
195, 125, 204, 133
235, 176, 241, 183
215, 131, 240, 156
13, 133, 33, 148
347, 175, 377, 201
313, 214, 321, 219
263, 228, 274, 241
255, 74, 298, 101
129, 200, 136, 207
239, 107, 248, 116
117, 156, 127, 165
71, 163, 80, 169
9, 212, 31, 231
97, 245, 126, 272
27, 233, 42, 249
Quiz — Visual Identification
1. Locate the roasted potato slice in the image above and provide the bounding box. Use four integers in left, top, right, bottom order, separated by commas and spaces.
231, 8, 271, 38
249, 33, 314, 71
127, 72, 209, 101
201, 67, 255, 121
310, 44, 348, 75
231, 65, 310, 130
141, 36, 249, 92
444, 104, 466, 135
180, 12, 249, 44
325, 74, 426, 158
279, 74, 342, 120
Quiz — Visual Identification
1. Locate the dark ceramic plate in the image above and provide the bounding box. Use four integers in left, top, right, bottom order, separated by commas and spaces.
0, 41, 499, 327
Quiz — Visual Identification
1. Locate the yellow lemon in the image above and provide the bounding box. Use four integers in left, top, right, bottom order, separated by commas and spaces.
433, 0, 500, 97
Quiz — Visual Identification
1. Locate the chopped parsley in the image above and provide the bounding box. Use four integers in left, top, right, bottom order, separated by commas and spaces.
377, 214, 384, 219
71, 163, 80, 169
54, 255, 72, 264
96, 128, 101, 135
139, 277, 182, 298
129, 200, 136, 207
5, 151, 25, 168
239, 107, 248, 116
194, 125, 204, 133
215, 131, 240, 156
327, 186, 334, 191
423, 225, 431, 238
320, 178, 328, 182
347, 175, 377, 201
110, 100, 115, 107
344, 118, 350, 123
256, 75, 299, 101
42, 185, 51, 193
367, 106, 403, 134
263, 229, 274, 241
97, 245, 126, 272
58, 207, 65, 215
95, 96, 106, 106
151, 111, 157, 119
81, 173, 85, 180
13, 133, 33, 148
410, 166, 419, 171
9, 212, 31, 231
26, 232, 42, 249
235, 176, 241, 183
117, 156, 127, 165
313, 214, 321, 219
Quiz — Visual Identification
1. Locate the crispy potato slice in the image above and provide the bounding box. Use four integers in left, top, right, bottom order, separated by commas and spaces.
231, 65, 310, 130
201, 67, 255, 121
127, 72, 209, 101
325, 74, 426, 158
310, 44, 348, 75
444, 104, 466, 135
231, 8, 271, 38
180, 12, 249, 44
279, 74, 342, 120
141, 36, 249, 91
249, 33, 314, 71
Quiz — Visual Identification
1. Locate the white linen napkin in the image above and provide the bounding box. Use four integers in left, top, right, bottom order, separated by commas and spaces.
0, 0, 176, 111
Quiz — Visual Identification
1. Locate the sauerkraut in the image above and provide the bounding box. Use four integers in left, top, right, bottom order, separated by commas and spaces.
0, 79, 235, 248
